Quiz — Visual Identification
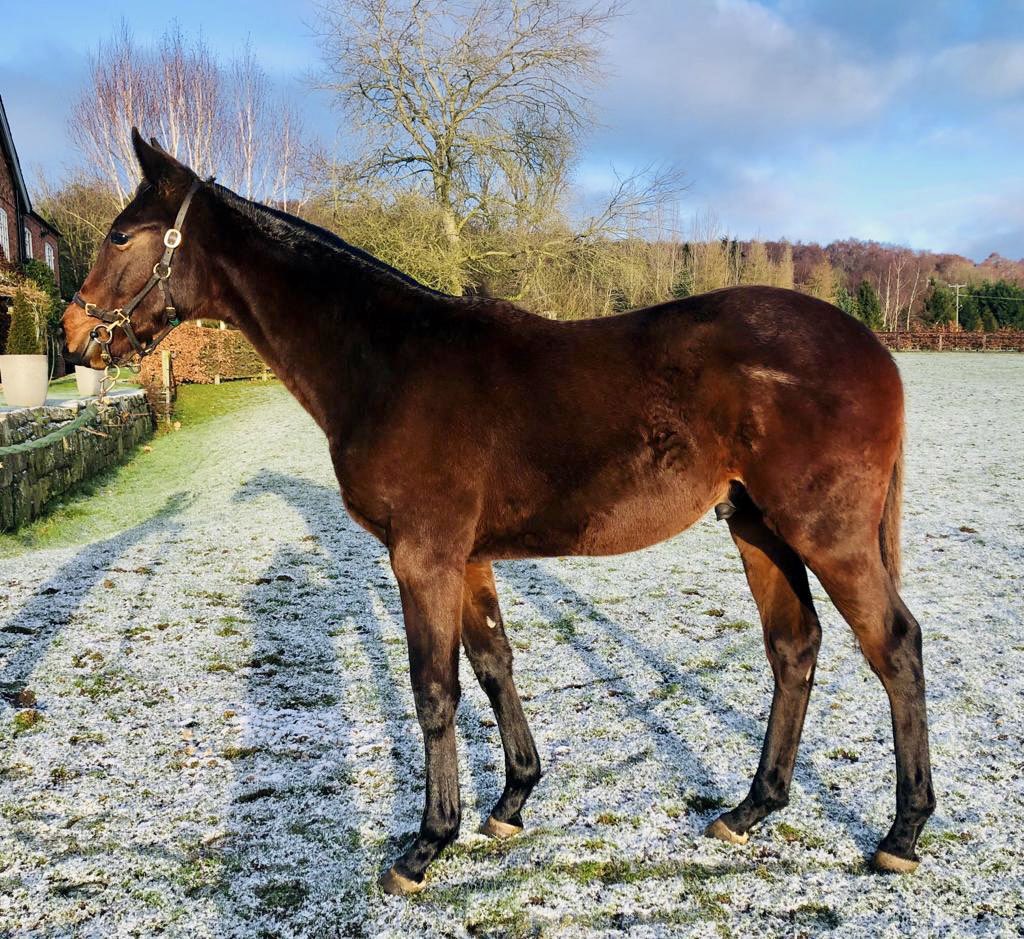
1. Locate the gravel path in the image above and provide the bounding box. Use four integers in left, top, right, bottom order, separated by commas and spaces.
1, 353, 1022, 937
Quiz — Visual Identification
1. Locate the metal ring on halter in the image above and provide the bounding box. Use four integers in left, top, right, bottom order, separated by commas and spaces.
153, 261, 172, 279
163, 229, 182, 249
91, 324, 114, 343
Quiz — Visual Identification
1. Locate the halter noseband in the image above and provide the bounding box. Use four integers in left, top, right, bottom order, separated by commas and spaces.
72, 178, 201, 366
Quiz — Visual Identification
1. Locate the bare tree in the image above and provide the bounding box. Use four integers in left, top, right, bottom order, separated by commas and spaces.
315, 0, 620, 242
70, 22, 306, 208
35, 175, 122, 293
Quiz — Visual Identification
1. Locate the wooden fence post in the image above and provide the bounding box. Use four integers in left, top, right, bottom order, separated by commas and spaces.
161, 350, 172, 424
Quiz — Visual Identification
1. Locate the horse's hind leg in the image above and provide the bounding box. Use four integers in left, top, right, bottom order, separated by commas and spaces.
706, 495, 821, 845
811, 555, 934, 872
461, 562, 542, 837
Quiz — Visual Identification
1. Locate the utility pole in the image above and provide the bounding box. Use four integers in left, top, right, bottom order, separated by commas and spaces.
950, 283, 967, 330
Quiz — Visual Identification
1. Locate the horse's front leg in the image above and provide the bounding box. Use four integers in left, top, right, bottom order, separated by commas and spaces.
380, 543, 465, 895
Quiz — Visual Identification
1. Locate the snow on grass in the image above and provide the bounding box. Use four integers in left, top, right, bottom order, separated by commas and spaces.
1, 353, 1022, 937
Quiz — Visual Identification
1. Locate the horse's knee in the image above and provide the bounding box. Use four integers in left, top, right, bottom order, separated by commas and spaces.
412, 679, 460, 737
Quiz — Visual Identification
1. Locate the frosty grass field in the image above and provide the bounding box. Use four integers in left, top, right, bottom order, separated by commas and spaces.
1, 352, 1022, 938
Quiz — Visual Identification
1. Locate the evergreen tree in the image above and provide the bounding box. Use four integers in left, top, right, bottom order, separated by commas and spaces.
969, 279, 1024, 330
855, 279, 883, 329
21, 259, 62, 330
958, 297, 980, 331
5, 289, 44, 355
834, 285, 857, 317
923, 280, 954, 325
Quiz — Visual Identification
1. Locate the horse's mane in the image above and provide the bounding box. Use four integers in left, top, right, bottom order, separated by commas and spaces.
210, 182, 449, 300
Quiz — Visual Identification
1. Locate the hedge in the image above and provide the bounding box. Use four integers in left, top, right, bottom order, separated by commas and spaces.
138, 321, 267, 384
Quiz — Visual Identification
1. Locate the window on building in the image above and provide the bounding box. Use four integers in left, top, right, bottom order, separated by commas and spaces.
44, 242, 56, 272
0, 207, 8, 260
24, 227, 32, 259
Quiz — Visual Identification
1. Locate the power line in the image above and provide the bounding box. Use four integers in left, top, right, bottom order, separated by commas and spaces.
959, 293, 1024, 303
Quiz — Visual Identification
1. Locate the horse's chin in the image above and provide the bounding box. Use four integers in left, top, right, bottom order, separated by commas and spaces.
62, 337, 110, 371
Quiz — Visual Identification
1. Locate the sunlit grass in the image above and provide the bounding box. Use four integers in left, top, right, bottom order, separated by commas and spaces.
0, 380, 284, 557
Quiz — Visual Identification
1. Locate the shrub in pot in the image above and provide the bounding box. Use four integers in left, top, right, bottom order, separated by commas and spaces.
0, 288, 49, 408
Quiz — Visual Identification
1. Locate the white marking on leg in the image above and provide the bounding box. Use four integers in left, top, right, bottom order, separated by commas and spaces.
486, 616, 497, 629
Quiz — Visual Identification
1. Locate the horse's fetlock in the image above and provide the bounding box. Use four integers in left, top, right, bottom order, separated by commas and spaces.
514, 750, 542, 788
910, 788, 936, 819
423, 809, 461, 847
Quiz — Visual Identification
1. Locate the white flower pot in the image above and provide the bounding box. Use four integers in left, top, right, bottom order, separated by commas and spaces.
75, 365, 105, 397
0, 354, 49, 408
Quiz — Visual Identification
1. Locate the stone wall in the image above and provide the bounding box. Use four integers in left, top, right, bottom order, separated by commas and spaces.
0, 391, 153, 531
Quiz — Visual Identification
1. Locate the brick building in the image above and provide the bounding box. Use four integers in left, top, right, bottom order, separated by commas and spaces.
0, 94, 61, 298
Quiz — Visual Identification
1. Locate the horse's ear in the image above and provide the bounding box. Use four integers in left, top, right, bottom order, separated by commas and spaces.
131, 127, 195, 194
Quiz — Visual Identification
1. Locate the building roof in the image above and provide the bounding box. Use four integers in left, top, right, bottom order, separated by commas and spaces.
0, 94, 34, 215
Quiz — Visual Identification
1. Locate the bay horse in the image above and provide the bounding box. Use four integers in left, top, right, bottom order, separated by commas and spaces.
63, 130, 934, 894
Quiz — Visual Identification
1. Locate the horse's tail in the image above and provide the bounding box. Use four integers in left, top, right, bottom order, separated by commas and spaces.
879, 433, 903, 589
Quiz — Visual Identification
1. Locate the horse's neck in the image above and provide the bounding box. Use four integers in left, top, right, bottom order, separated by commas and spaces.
204, 216, 416, 434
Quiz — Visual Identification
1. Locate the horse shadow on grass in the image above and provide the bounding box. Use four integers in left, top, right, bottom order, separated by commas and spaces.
500, 559, 877, 853
215, 472, 499, 933
0, 493, 188, 710
212, 473, 879, 933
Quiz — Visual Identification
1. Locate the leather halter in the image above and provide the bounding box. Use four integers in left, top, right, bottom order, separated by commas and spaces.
72, 178, 201, 366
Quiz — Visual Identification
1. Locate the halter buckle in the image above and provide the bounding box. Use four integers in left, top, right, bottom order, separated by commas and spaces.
163, 229, 182, 249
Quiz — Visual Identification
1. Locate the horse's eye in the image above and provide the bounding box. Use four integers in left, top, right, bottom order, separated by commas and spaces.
110, 231, 131, 246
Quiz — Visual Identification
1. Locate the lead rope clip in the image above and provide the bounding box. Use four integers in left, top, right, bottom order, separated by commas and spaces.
100, 363, 121, 400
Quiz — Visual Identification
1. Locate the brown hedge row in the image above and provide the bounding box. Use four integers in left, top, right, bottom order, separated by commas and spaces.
138, 322, 267, 384
877, 329, 1024, 352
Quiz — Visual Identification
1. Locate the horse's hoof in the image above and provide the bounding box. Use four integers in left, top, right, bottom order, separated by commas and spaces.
379, 866, 426, 895
479, 815, 523, 840
704, 818, 749, 845
872, 849, 920, 874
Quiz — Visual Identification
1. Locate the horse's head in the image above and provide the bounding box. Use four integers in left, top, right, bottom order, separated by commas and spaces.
63, 129, 207, 368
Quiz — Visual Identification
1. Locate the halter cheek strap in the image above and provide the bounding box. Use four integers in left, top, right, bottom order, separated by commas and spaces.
72, 178, 202, 365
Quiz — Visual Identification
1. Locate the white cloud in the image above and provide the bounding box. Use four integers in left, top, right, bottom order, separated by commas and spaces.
594, 0, 911, 147
931, 40, 1024, 99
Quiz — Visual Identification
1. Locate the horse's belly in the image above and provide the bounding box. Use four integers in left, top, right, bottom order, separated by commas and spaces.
572, 479, 723, 555
475, 473, 727, 561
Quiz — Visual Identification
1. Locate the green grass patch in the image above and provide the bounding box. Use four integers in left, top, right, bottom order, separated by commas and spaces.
12, 709, 44, 735
775, 822, 827, 849
73, 670, 126, 700
0, 381, 284, 557
550, 613, 578, 641
826, 747, 859, 762
222, 745, 261, 760
684, 792, 728, 813
253, 879, 308, 911
789, 901, 842, 929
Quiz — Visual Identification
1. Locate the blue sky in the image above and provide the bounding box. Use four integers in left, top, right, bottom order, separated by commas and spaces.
1, 0, 1022, 260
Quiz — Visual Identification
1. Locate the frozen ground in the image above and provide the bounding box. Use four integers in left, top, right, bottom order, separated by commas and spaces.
1, 352, 1022, 938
